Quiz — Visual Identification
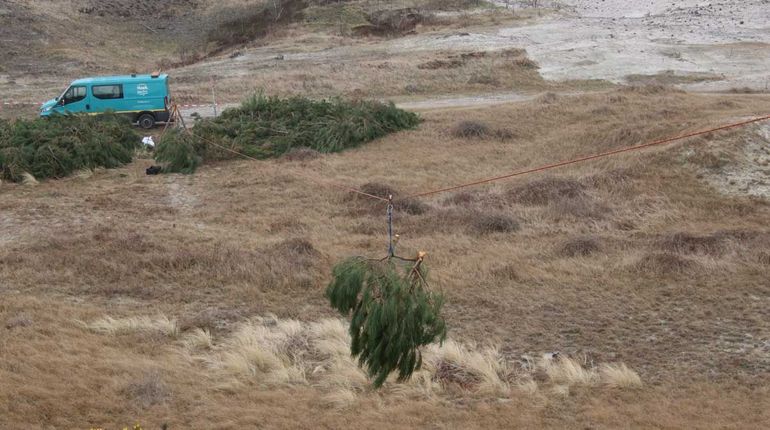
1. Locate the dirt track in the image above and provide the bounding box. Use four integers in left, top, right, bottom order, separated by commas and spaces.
179, 91, 539, 121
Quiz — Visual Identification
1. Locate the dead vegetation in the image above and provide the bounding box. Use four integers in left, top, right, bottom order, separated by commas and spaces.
161, 44, 553, 104
470, 212, 520, 234
281, 147, 322, 162
635, 252, 696, 275
1, 226, 325, 302
4, 313, 33, 330
625, 70, 724, 86
658, 232, 726, 256
558, 236, 601, 257
451, 120, 491, 138
91, 313, 640, 402
507, 177, 587, 205
206, 0, 309, 54
2, 90, 770, 428
347, 182, 429, 216
121, 371, 171, 409
451, 120, 515, 140
353, 8, 424, 36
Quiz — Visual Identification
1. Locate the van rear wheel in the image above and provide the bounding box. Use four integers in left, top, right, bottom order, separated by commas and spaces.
137, 113, 155, 129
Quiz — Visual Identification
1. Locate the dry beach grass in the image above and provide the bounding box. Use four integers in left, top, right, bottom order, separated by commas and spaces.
2, 89, 770, 428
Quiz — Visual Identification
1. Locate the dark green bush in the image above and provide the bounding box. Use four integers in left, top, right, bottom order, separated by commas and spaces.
156, 94, 420, 173
0, 114, 139, 182
326, 257, 446, 387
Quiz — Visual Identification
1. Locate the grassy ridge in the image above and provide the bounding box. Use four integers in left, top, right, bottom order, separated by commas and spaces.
156, 94, 421, 173
0, 114, 139, 182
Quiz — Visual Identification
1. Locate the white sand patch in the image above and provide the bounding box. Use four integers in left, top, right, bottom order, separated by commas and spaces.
697, 123, 770, 199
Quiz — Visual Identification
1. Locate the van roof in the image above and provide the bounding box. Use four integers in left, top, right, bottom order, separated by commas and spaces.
71, 74, 168, 85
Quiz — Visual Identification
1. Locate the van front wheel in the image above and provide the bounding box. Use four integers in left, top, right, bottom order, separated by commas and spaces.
137, 113, 155, 129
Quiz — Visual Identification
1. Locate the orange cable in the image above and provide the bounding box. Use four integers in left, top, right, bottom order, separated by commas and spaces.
403, 114, 770, 200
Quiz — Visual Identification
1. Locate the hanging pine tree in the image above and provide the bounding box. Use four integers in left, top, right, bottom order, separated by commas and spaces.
326, 253, 446, 387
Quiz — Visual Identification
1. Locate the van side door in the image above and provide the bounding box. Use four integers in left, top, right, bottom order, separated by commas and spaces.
57, 85, 90, 114
91, 84, 125, 114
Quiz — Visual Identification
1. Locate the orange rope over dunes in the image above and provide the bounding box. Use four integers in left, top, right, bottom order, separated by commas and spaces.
402, 114, 770, 200
170, 107, 770, 204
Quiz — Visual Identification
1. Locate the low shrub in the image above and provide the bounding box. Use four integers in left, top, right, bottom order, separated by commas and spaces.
538, 92, 559, 104
156, 94, 420, 173
507, 177, 587, 205
121, 371, 170, 408
559, 236, 601, 257
270, 238, 319, 258
346, 182, 429, 216
451, 120, 491, 138
0, 114, 139, 182
451, 120, 515, 140
658, 232, 725, 255
398, 197, 430, 215
635, 252, 695, 275
358, 182, 397, 199
548, 197, 610, 221
471, 213, 520, 234
442, 191, 477, 206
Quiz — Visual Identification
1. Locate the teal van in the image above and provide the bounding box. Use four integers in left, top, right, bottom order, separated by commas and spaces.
39, 73, 171, 128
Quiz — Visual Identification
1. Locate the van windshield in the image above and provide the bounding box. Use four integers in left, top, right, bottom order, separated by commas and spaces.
57, 86, 69, 101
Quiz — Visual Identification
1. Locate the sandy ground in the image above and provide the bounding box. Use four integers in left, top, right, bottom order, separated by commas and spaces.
217, 0, 768, 91
702, 122, 770, 199
165, 0, 770, 113
441, 0, 770, 90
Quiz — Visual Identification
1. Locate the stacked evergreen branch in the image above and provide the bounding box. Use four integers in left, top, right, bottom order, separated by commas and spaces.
326, 257, 447, 387
155, 94, 420, 173
0, 114, 139, 182
153, 129, 201, 174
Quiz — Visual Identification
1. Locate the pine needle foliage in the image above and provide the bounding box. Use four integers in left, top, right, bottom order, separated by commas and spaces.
155, 94, 420, 173
153, 130, 201, 174
0, 114, 138, 182
326, 257, 447, 388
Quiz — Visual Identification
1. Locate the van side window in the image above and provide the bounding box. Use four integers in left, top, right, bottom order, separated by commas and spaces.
63, 86, 87, 105
93, 84, 124, 100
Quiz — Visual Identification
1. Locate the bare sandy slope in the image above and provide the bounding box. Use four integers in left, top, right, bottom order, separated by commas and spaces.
166, 0, 770, 112
476, 0, 770, 90
210, 0, 769, 91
